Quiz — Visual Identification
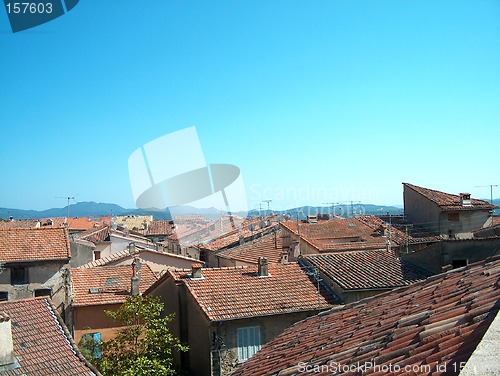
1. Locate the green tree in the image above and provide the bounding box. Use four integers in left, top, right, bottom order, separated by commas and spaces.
82, 295, 188, 376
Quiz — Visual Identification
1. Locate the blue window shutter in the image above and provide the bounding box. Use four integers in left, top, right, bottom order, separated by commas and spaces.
93, 332, 102, 359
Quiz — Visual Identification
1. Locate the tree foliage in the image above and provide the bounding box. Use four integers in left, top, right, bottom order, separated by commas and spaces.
81, 295, 188, 376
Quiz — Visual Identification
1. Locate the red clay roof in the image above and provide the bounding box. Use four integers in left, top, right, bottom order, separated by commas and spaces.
303, 250, 433, 291
0, 218, 67, 229
216, 230, 284, 264
0, 227, 70, 262
67, 216, 111, 231
146, 220, 173, 236
201, 217, 279, 251
404, 183, 495, 211
0, 297, 97, 375
281, 216, 410, 252
75, 225, 110, 244
71, 265, 158, 307
168, 263, 337, 322
232, 256, 500, 376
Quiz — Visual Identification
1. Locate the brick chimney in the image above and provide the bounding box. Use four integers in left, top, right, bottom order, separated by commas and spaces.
258, 257, 269, 277
0, 312, 14, 369
191, 263, 203, 279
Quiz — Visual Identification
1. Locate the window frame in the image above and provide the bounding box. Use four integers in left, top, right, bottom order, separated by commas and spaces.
10, 266, 29, 285
237, 325, 261, 362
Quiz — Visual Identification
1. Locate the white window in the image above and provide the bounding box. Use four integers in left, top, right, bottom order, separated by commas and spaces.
237, 326, 261, 362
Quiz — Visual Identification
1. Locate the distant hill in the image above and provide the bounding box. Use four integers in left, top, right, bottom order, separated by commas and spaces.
248, 204, 404, 220
1, 199, 497, 221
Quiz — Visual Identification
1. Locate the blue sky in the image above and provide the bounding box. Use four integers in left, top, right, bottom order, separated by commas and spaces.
1, 0, 499, 212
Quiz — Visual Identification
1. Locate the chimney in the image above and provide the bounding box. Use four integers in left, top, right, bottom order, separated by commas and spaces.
191, 263, 203, 279
460, 193, 472, 207
258, 257, 269, 277
0, 312, 14, 369
280, 252, 288, 264
131, 276, 140, 296
131, 258, 140, 296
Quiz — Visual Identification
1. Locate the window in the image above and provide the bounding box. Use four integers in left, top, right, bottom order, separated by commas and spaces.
10, 267, 28, 285
35, 288, 51, 297
81, 332, 102, 359
237, 326, 261, 362
448, 212, 460, 221
452, 259, 468, 269
0, 292, 7, 301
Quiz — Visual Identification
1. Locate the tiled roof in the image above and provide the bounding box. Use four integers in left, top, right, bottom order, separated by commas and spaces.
0, 227, 71, 262
404, 183, 496, 211
202, 217, 279, 251
78, 247, 200, 270
67, 216, 111, 231
0, 298, 98, 375
71, 265, 158, 307
280, 216, 410, 252
303, 250, 433, 291
167, 263, 337, 322
493, 217, 500, 227
216, 230, 284, 264
74, 225, 110, 244
0, 218, 67, 229
0, 219, 40, 229
146, 220, 173, 236
232, 256, 500, 376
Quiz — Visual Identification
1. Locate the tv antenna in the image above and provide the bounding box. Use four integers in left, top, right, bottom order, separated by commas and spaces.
55, 196, 77, 220
262, 200, 272, 214
322, 202, 340, 218
475, 185, 499, 205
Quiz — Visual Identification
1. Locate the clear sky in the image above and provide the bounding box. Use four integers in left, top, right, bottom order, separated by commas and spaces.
1, 0, 499, 212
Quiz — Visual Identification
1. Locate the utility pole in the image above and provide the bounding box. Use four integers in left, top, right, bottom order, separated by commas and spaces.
475, 185, 499, 205
55, 196, 76, 221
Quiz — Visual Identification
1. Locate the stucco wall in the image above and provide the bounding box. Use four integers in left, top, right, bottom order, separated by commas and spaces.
401, 238, 500, 274
404, 186, 442, 234
439, 210, 492, 239
72, 303, 122, 344
0, 261, 69, 311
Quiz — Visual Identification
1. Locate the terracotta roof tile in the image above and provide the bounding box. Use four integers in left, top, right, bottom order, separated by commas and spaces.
303, 250, 433, 291
201, 217, 278, 251
71, 265, 158, 307
281, 216, 413, 251
232, 256, 500, 376
169, 263, 337, 322
0, 227, 70, 262
216, 230, 284, 264
74, 225, 110, 244
404, 183, 496, 211
67, 217, 111, 231
0, 298, 97, 375
146, 220, 173, 236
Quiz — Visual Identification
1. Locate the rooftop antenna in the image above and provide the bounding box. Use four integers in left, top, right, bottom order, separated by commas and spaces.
475, 185, 499, 205
262, 200, 272, 215
55, 196, 77, 221
322, 202, 340, 219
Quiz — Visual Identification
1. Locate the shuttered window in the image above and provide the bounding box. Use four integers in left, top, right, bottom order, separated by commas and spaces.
237, 326, 261, 362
